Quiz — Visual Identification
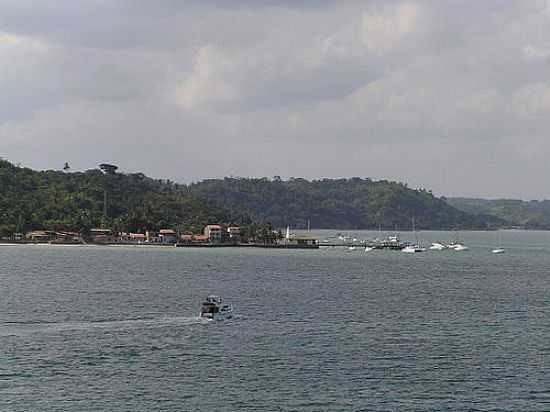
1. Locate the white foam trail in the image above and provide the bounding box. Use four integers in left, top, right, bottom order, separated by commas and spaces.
1, 315, 205, 336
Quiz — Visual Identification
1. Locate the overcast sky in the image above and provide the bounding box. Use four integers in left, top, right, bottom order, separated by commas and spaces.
1, 1, 550, 199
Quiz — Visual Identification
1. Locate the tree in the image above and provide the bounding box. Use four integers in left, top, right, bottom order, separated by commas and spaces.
99, 163, 118, 175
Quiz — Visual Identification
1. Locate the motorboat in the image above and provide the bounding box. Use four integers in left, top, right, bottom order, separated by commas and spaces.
199, 295, 233, 320
429, 242, 447, 251
402, 244, 426, 253
492, 248, 505, 254
364, 246, 374, 252
448, 243, 469, 251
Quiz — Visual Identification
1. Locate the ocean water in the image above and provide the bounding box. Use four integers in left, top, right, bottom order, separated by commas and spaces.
1, 230, 550, 411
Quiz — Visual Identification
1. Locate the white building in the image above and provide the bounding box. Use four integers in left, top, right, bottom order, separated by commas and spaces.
204, 225, 222, 243
227, 226, 241, 243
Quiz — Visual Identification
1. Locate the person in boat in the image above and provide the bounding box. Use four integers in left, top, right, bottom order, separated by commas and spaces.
200, 301, 219, 315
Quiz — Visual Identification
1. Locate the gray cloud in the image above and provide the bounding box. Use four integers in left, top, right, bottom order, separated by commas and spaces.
1, 1, 550, 199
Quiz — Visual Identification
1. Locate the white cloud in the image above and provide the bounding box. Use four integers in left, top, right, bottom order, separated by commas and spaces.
523, 44, 550, 62
174, 45, 242, 110
361, 2, 421, 54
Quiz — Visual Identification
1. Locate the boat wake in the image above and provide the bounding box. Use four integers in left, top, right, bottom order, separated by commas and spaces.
1, 315, 205, 336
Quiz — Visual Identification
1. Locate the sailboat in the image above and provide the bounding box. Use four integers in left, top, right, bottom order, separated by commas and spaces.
402, 217, 426, 253
447, 229, 469, 251
492, 230, 505, 254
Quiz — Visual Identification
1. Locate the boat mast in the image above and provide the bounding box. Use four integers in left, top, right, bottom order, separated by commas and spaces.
412, 216, 417, 244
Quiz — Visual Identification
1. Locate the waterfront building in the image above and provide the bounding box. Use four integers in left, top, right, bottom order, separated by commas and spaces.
180, 234, 193, 243
204, 225, 222, 243
90, 228, 114, 243
159, 229, 177, 244
284, 234, 318, 247
54, 231, 81, 243
129, 233, 146, 243
193, 234, 209, 243
227, 226, 241, 243
26, 230, 55, 242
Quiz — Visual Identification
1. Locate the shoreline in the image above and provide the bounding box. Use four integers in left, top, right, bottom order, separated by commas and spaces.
0, 241, 319, 249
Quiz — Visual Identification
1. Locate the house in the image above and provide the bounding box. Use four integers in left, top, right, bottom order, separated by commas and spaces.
285, 234, 318, 248
145, 231, 156, 243
26, 230, 55, 242
129, 233, 146, 243
180, 234, 193, 243
227, 226, 241, 243
204, 225, 222, 243
193, 234, 209, 243
90, 228, 114, 243
54, 231, 81, 243
159, 229, 177, 244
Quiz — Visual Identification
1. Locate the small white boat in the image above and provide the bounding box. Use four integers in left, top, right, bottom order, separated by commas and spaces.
364, 246, 374, 252
402, 217, 425, 253
200, 295, 233, 321
402, 244, 426, 253
492, 231, 505, 254
429, 242, 447, 251
449, 243, 469, 251
347, 246, 357, 251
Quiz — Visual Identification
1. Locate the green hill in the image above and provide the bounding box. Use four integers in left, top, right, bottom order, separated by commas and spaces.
447, 197, 550, 229
0, 159, 228, 236
188, 177, 505, 230
0, 159, 505, 235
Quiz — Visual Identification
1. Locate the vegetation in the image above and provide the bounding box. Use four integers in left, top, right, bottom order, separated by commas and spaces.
447, 197, 550, 229
0, 159, 505, 237
188, 177, 504, 230
0, 159, 229, 237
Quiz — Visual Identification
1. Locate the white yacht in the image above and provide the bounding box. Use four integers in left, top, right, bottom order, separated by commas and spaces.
199, 295, 233, 321
402, 244, 426, 253
492, 248, 505, 254
402, 217, 426, 253
429, 242, 447, 251
447, 230, 468, 251
449, 243, 469, 251
364, 246, 374, 252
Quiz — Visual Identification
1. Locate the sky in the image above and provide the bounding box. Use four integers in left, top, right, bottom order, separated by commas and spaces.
1, 1, 550, 199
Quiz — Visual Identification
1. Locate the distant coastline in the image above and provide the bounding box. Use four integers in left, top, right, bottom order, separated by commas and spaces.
2, 159, 545, 242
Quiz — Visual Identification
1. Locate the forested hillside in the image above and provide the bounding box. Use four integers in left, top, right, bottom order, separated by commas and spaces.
0, 159, 505, 235
0, 159, 228, 236
188, 177, 504, 230
447, 197, 550, 229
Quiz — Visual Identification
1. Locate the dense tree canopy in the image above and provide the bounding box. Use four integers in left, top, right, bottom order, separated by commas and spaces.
0, 160, 507, 237
188, 177, 505, 230
447, 198, 550, 229
0, 159, 228, 236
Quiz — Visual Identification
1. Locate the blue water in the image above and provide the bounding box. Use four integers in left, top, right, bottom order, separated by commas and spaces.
1, 231, 550, 411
